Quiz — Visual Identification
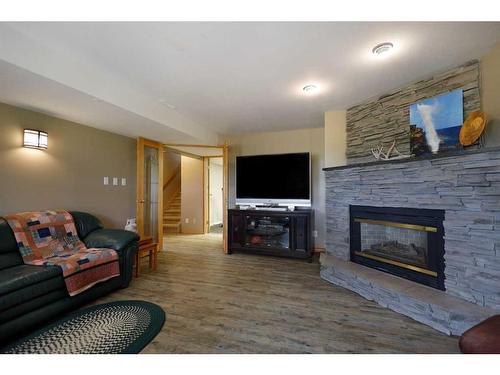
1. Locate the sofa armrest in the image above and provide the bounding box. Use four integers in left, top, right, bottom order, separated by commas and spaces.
83, 229, 139, 253
83, 229, 139, 288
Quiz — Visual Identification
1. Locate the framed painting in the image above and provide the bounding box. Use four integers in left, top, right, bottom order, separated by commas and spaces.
410, 89, 463, 155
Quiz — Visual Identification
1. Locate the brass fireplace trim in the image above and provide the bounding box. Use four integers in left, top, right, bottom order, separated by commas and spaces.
354, 251, 438, 277
354, 218, 437, 233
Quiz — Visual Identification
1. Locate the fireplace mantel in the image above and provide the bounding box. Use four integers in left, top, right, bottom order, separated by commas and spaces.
323, 146, 500, 172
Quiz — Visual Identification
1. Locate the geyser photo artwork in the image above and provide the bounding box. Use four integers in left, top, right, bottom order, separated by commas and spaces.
410, 89, 464, 155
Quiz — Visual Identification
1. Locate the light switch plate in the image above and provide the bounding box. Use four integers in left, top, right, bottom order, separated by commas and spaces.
313, 230, 318, 238
185, 218, 189, 224
112, 177, 118, 186
103, 177, 109, 185
121, 178, 127, 186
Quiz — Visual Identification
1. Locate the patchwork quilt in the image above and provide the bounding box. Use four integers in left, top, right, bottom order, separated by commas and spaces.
5, 210, 120, 296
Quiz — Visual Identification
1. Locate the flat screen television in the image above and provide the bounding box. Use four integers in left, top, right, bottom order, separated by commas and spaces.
236, 152, 311, 206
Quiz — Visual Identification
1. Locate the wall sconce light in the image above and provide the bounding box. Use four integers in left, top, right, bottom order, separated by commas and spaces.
23, 129, 48, 149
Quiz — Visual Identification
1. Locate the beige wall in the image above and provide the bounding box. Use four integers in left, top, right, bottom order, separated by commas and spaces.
324, 110, 347, 168
0, 102, 136, 228
180, 155, 204, 234
482, 42, 500, 147
224, 127, 326, 248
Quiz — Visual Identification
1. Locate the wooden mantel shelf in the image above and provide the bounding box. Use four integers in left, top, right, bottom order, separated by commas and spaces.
322, 146, 500, 172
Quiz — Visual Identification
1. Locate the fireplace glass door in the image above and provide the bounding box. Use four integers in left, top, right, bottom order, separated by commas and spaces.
357, 219, 433, 274
350, 205, 445, 290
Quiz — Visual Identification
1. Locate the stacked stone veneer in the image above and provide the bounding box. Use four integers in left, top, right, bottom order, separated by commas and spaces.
324, 149, 500, 310
346, 61, 480, 164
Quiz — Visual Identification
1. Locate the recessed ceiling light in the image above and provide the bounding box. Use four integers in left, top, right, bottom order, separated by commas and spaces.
372, 42, 394, 56
303, 84, 318, 93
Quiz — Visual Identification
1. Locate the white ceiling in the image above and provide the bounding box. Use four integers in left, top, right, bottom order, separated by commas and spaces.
1, 22, 499, 141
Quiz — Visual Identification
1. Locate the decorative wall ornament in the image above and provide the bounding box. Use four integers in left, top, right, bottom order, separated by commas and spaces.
371, 140, 411, 161
459, 111, 488, 146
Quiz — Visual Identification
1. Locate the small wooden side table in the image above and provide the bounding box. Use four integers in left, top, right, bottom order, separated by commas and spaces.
135, 236, 159, 277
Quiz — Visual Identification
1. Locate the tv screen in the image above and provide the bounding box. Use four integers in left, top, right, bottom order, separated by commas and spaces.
236, 152, 310, 203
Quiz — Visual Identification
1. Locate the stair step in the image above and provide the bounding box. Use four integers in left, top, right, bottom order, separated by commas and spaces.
165, 211, 180, 214
164, 215, 180, 221
163, 191, 182, 231
163, 222, 181, 233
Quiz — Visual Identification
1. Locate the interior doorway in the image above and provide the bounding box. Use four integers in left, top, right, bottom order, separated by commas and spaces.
207, 157, 224, 234
161, 143, 229, 253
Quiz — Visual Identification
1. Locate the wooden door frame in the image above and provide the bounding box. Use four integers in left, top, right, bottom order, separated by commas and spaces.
205, 156, 210, 234
205, 155, 225, 234
136, 137, 164, 247
163, 143, 229, 253
222, 144, 229, 253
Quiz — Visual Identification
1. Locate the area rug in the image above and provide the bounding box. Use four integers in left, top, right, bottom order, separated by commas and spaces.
1, 300, 165, 354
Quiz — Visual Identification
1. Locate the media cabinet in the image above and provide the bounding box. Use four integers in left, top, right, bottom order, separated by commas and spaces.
227, 208, 313, 261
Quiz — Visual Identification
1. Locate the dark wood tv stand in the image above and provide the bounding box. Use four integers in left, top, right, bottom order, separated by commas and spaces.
227, 208, 313, 261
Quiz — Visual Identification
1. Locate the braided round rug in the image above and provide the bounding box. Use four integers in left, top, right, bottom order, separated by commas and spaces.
1, 300, 165, 354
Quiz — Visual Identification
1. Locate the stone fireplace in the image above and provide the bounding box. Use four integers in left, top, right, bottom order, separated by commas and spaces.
319, 60, 500, 335
350, 205, 445, 290
320, 148, 500, 335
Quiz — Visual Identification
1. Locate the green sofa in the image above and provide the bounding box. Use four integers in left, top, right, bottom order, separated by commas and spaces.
0, 211, 138, 346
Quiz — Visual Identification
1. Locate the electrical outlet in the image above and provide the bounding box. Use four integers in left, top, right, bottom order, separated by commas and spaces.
313, 230, 318, 238
103, 177, 109, 185
121, 178, 127, 186
112, 177, 118, 186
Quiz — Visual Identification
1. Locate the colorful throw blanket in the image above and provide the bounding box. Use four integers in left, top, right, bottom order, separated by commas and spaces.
6, 210, 120, 296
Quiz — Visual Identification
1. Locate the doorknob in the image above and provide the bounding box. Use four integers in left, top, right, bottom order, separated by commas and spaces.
138, 200, 145, 203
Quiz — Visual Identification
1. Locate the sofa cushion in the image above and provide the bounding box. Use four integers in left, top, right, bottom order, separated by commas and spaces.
70, 211, 103, 239
83, 229, 139, 254
0, 218, 23, 270
0, 264, 62, 296
0, 288, 69, 324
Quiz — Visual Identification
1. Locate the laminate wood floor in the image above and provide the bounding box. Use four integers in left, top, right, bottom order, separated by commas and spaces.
92, 233, 459, 353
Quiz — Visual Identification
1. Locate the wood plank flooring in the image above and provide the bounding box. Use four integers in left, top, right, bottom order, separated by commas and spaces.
92, 233, 459, 353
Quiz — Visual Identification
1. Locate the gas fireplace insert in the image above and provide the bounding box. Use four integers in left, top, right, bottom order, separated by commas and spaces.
350, 205, 445, 290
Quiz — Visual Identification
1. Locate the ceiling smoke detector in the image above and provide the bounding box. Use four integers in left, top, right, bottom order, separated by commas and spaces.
372, 42, 394, 56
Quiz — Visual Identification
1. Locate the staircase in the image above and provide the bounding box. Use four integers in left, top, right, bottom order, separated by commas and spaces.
163, 190, 181, 234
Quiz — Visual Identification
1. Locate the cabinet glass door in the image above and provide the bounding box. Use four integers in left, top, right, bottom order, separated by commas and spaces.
136, 138, 163, 245
244, 215, 290, 249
